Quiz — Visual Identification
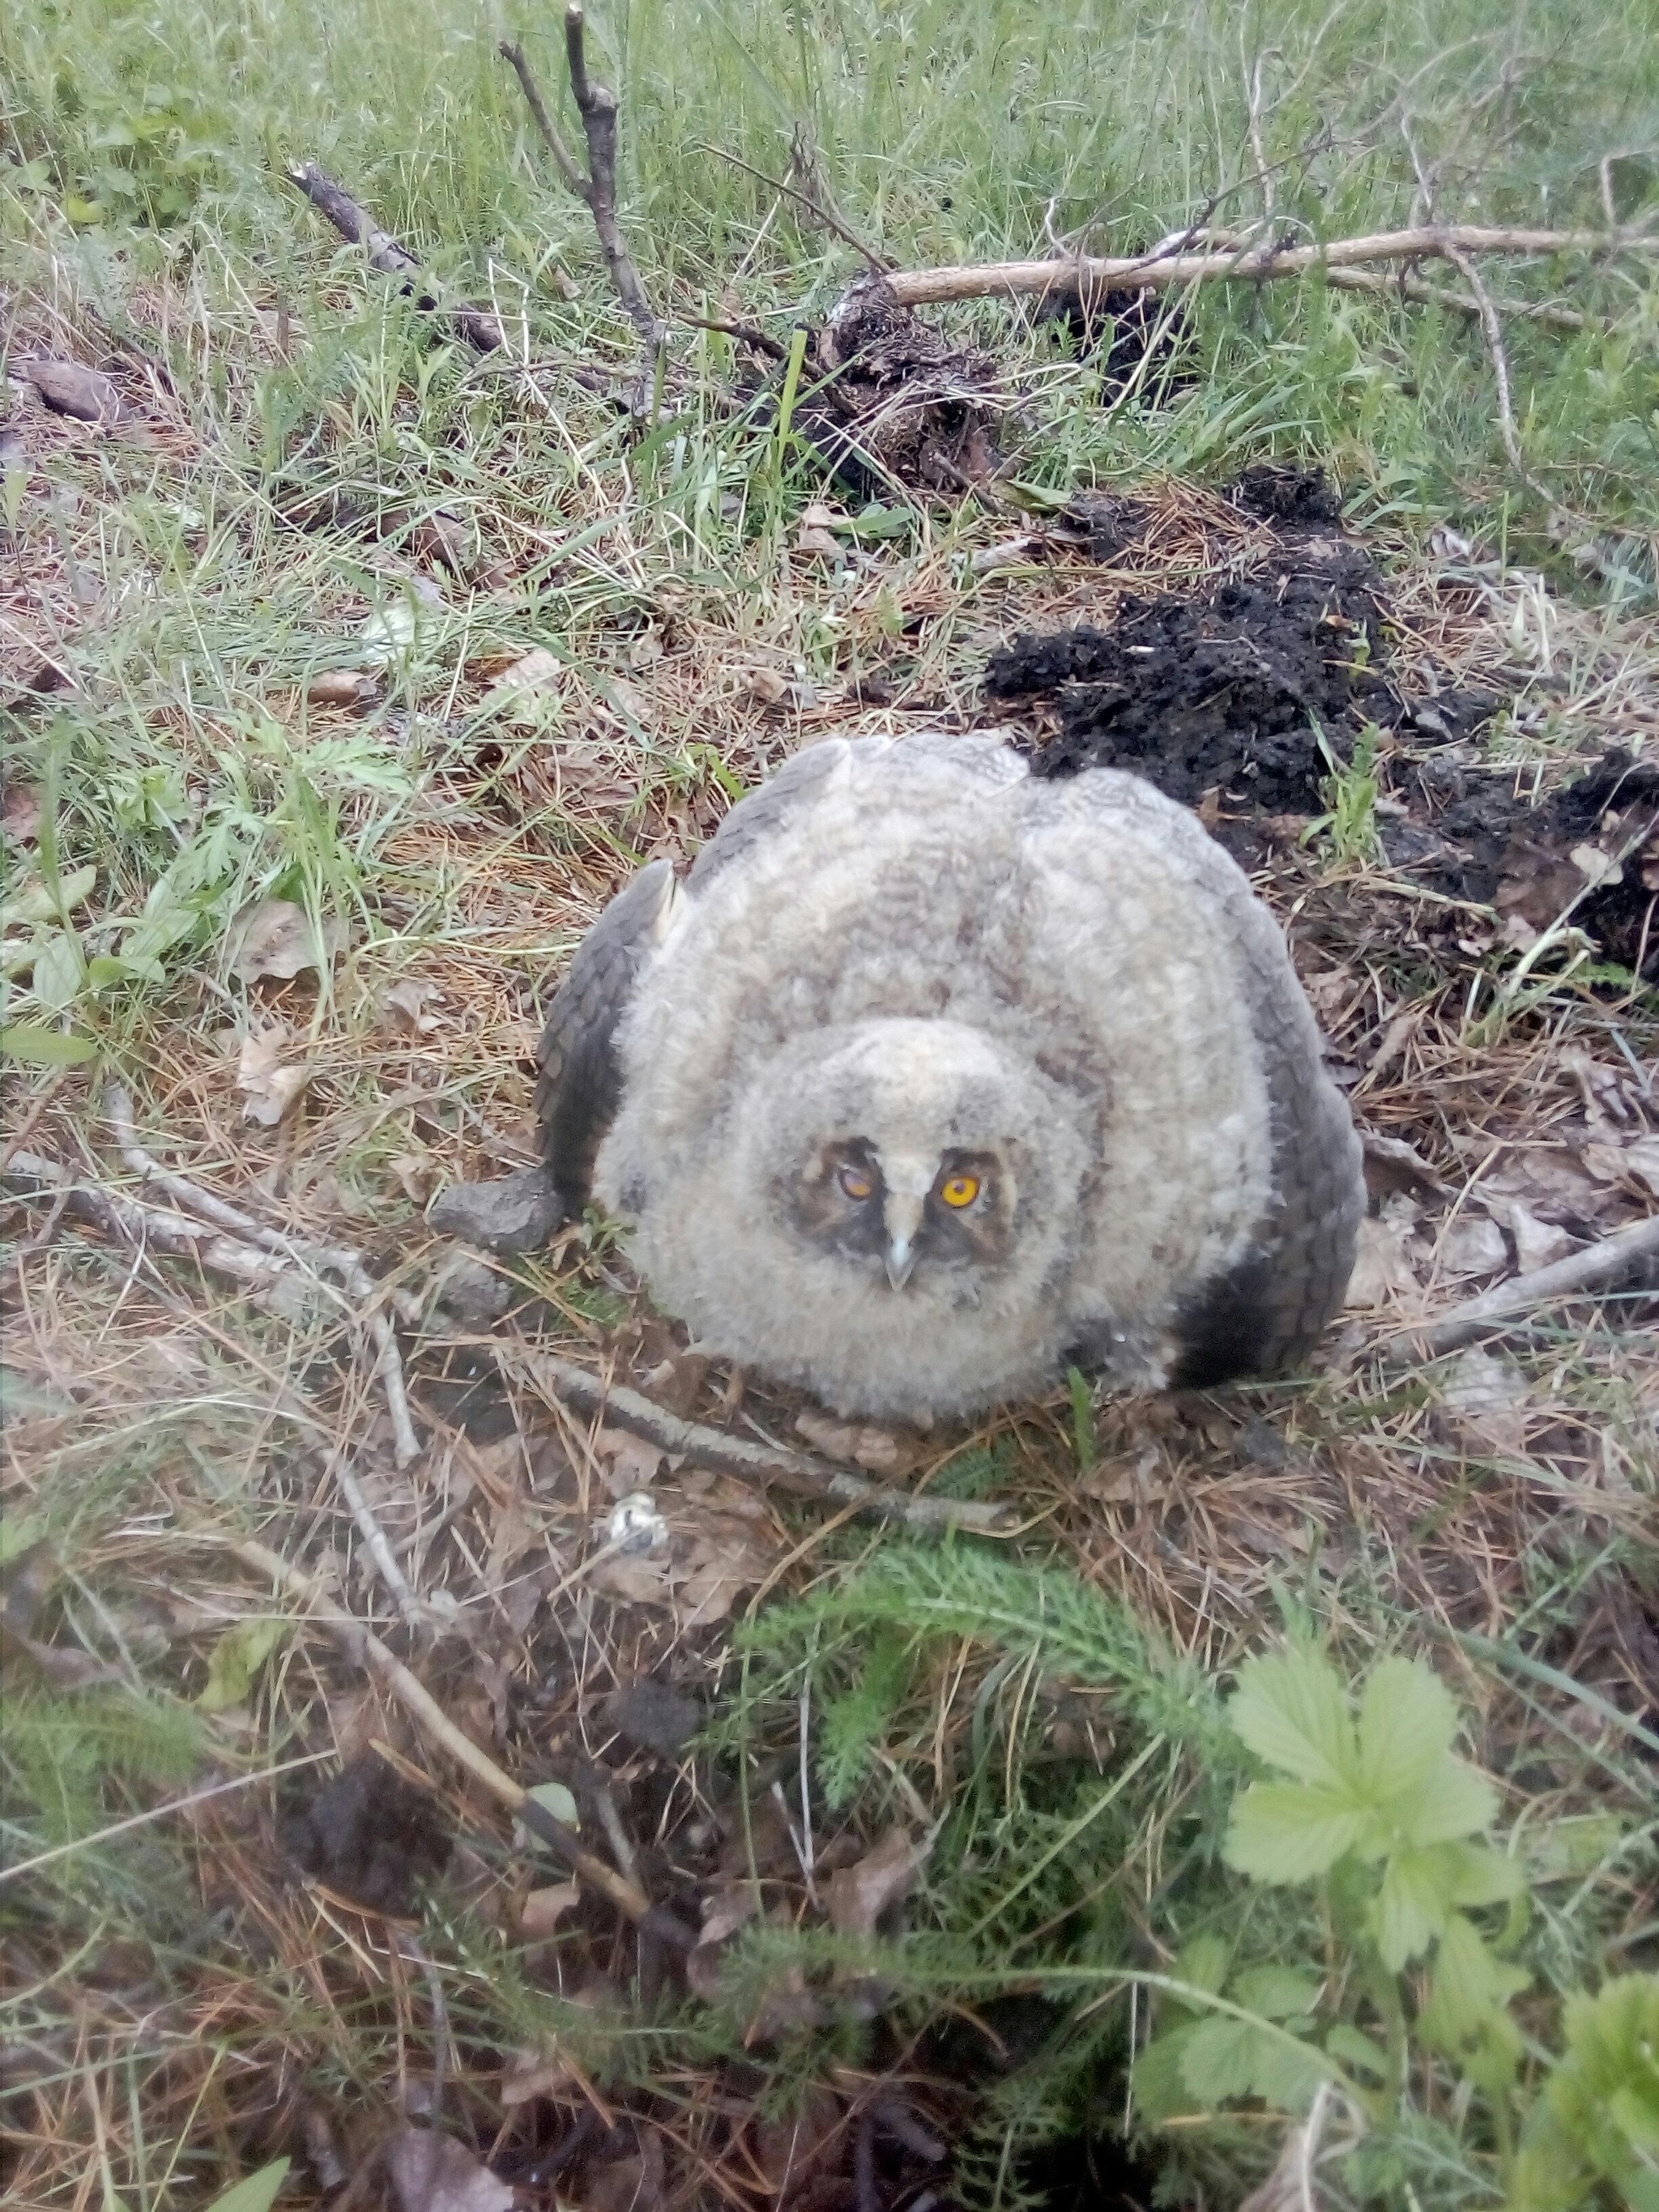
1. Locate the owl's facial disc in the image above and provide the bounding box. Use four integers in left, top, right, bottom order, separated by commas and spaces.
792, 1137, 1005, 1289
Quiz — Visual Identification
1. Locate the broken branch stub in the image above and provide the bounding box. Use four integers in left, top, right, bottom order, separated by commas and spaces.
284, 162, 504, 352
500, 6, 662, 351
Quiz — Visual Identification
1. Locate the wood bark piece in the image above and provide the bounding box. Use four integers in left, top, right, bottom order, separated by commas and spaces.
868, 224, 1648, 310
490, 1341, 1017, 1534
1410, 1210, 1659, 1353
499, 8, 662, 349
216, 1531, 693, 1946
284, 162, 504, 352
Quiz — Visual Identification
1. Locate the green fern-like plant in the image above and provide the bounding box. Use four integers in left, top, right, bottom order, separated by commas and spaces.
1512, 1975, 1659, 2212
817, 1628, 916, 1808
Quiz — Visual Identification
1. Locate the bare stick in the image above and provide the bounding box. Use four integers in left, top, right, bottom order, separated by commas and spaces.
499, 11, 661, 348
1324, 263, 1589, 332
697, 141, 891, 276
488, 1340, 1016, 1534
1409, 1212, 1659, 1354
867, 224, 1651, 309
284, 162, 504, 353
104, 1088, 421, 1472
214, 1530, 693, 1946
1439, 239, 1595, 523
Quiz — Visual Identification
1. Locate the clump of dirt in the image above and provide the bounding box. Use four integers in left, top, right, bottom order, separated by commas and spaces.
1034, 283, 1194, 397
985, 537, 1397, 817
1230, 460, 1345, 528
279, 1751, 450, 1915
797, 276, 1004, 497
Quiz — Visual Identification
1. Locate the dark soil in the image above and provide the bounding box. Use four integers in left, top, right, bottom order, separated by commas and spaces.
986, 535, 1401, 816
983, 471, 1659, 979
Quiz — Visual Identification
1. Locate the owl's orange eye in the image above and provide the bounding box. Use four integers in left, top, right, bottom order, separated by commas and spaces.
838, 1164, 875, 1202
940, 1173, 981, 1209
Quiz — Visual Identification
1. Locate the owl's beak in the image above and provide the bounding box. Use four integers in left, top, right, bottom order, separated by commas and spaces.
883, 1190, 924, 1291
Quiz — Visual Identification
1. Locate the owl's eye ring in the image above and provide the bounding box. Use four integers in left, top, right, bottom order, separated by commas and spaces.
838, 1163, 876, 1202
940, 1173, 981, 1209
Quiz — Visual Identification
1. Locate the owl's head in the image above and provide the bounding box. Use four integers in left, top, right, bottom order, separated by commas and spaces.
744, 1018, 1090, 1297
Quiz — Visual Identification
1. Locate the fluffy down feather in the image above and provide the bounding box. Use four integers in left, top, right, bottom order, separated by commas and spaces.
539, 731, 1363, 1423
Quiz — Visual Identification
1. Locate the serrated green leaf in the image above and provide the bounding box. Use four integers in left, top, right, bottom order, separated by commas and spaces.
1223, 1781, 1367, 1881
201, 2157, 290, 2212
1441, 1840, 1525, 1908
31, 930, 86, 1012
1173, 1933, 1231, 2000
1181, 2015, 1329, 2112
1131, 2023, 1198, 2124
1232, 1966, 1323, 2021
197, 1617, 288, 1712
1227, 1650, 1354, 1788
1418, 1913, 1529, 2091
1356, 1655, 1458, 1798
1, 1023, 97, 1066
1325, 2023, 1390, 2081
1396, 1753, 1499, 1846
1375, 1847, 1453, 1969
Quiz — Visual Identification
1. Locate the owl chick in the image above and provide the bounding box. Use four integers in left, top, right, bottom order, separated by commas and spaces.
535, 731, 1363, 1424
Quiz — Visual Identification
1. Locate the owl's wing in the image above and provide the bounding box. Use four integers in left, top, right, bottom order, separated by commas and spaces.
535, 858, 681, 1216
688, 739, 852, 889
1032, 772, 1363, 1383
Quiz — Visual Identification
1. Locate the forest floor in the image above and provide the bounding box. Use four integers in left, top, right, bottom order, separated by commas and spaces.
4, 4, 1659, 2210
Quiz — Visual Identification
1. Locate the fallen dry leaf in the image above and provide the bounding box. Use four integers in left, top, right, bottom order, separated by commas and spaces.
797, 504, 842, 560
595, 1428, 667, 1496
1344, 1213, 1419, 1309
237, 1025, 310, 1127
1485, 1196, 1578, 1273
306, 668, 377, 710
518, 1882, 581, 1941
482, 647, 565, 724
383, 2124, 514, 2212
1441, 1347, 1530, 1456
2, 782, 42, 842
382, 976, 447, 1036
228, 898, 347, 985
1432, 1213, 1509, 1279
1612, 1134, 1659, 1199
742, 665, 790, 706
824, 1824, 932, 1937
389, 1153, 440, 1205
23, 357, 119, 424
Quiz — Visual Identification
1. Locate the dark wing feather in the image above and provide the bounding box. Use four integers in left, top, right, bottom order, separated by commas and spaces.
535, 859, 680, 1217
1168, 898, 1363, 1385
687, 739, 850, 890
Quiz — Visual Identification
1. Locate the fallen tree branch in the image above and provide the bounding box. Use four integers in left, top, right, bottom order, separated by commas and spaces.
488, 1340, 1016, 1535
867, 223, 1652, 309
104, 1087, 421, 1473
284, 162, 505, 353
500, 9, 662, 350
1408, 1211, 1659, 1354
696, 140, 891, 276
1323, 262, 1589, 333
214, 1529, 694, 1948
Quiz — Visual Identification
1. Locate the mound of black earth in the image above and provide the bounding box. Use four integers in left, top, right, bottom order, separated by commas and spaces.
986, 542, 1404, 816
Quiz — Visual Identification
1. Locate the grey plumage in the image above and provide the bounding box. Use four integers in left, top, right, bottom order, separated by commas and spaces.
536, 731, 1363, 1423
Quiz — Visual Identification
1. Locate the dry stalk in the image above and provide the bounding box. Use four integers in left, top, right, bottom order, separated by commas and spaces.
284, 163, 505, 352
104, 1087, 422, 1473
866, 223, 1651, 309
212, 1529, 695, 1945
500, 7, 663, 350
487, 1339, 1017, 1534
1409, 1209, 1659, 1354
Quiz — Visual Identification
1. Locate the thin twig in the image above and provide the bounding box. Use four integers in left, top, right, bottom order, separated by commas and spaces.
499, 10, 662, 348
696, 141, 891, 275
487, 1339, 1016, 1534
284, 163, 504, 352
213, 1528, 695, 1947
1408, 1211, 1659, 1354
0, 1066, 74, 1176
868, 222, 1653, 309
104, 1089, 422, 1471
1324, 262, 1589, 332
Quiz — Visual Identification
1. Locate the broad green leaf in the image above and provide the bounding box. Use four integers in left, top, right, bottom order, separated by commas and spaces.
1223, 1781, 1367, 1881
1375, 1848, 1453, 1969
1418, 1913, 1528, 2091
197, 1617, 289, 1712
1232, 1966, 1323, 2021
1172, 1932, 1231, 2001
1227, 1650, 1354, 1788
1131, 2024, 1197, 2124
2, 864, 96, 930
1325, 2023, 1390, 2081
1, 1023, 96, 1066
201, 2157, 290, 2212
1441, 1841, 1526, 1908
1396, 1753, 1500, 1846
1181, 2016, 1329, 2112
32, 930, 86, 1012
1356, 1655, 1458, 1799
